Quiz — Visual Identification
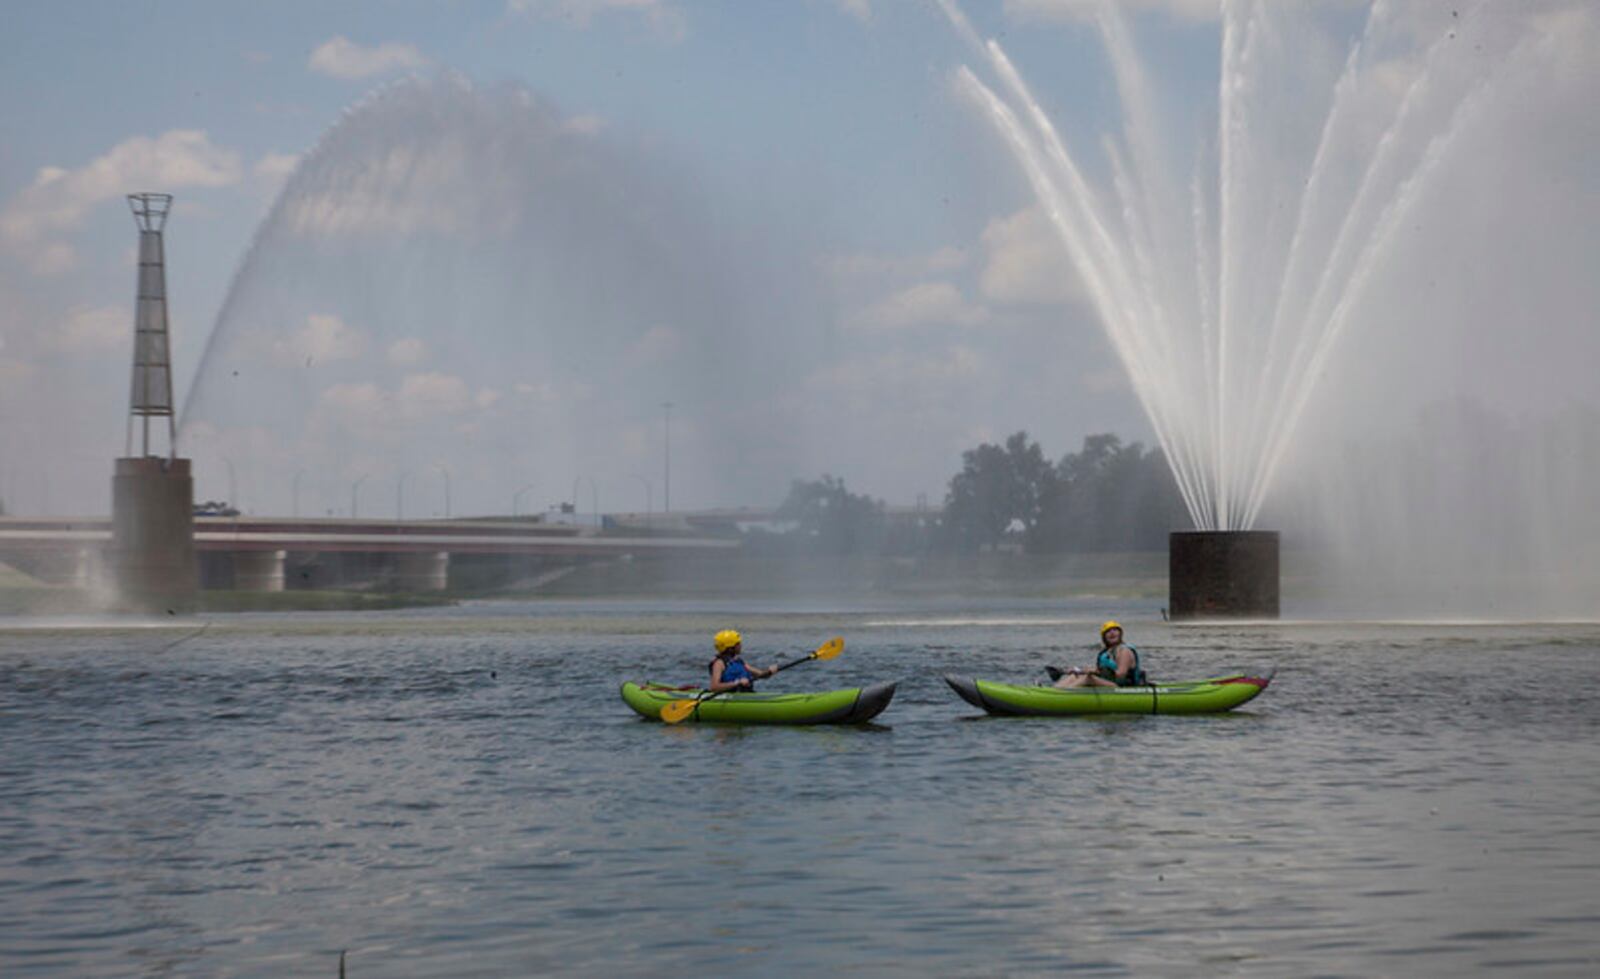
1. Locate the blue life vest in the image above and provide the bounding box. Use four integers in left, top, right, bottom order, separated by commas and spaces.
1095, 644, 1147, 686
710, 655, 755, 689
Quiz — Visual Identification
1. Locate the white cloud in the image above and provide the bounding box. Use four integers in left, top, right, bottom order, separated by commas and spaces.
312, 372, 474, 441
834, 0, 872, 24
624, 324, 681, 366
824, 246, 967, 286
563, 114, 607, 136
0, 356, 38, 387
1004, 0, 1220, 23
845, 281, 989, 331
29, 242, 77, 275
318, 381, 387, 426
252, 152, 300, 185
275, 313, 367, 365
0, 131, 242, 267
514, 380, 565, 403
507, 0, 687, 41
398, 372, 473, 414
805, 345, 988, 410
978, 207, 1081, 306
53, 305, 127, 353
308, 36, 429, 80
387, 337, 427, 366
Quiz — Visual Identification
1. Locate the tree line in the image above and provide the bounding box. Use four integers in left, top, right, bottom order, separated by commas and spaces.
757, 432, 1187, 556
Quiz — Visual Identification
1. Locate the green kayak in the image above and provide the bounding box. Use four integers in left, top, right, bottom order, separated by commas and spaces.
944, 671, 1273, 716
621, 680, 897, 725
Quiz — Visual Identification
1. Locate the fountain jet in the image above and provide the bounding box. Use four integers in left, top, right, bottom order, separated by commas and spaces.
949, 2, 1534, 616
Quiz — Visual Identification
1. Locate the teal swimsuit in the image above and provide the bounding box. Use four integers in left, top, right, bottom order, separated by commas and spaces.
1095, 644, 1147, 686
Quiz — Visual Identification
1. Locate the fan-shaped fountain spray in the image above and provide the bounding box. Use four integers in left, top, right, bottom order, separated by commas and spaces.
948, 0, 1531, 617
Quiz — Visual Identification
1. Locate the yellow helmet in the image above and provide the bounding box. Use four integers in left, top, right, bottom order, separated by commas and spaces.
1100, 620, 1123, 638
713, 629, 743, 653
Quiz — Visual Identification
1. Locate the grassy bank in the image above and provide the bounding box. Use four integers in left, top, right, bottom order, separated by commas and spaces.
2, 553, 1170, 615
195, 591, 454, 612
0, 586, 453, 616
491, 552, 1171, 601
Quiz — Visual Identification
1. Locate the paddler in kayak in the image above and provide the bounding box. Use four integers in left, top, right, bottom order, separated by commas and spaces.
1053, 620, 1148, 688
708, 629, 778, 692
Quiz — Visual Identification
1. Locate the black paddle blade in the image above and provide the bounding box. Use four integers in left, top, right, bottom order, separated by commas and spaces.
1045, 666, 1066, 681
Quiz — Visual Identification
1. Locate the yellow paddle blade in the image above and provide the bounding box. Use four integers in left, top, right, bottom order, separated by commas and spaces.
814, 636, 845, 661
659, 698, 700, 724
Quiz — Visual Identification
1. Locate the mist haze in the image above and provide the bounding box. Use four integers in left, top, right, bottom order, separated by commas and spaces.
2, 0, 1597, 614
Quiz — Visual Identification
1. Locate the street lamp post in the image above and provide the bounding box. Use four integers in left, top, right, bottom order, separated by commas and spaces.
513, 483, 535, 518
223, 457, 238, 514
571, 476, 599, 526
351, 474, 368, 519
662, 401, 673, 516
291, 468, 306, 519
434, 463, 451, 519
631, 474, 653, 530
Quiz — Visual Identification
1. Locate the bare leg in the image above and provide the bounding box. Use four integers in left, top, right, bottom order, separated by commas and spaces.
1055, 672, 1116, 689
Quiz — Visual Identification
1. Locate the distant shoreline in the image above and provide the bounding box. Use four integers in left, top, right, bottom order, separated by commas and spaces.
0, 552, 1169, 615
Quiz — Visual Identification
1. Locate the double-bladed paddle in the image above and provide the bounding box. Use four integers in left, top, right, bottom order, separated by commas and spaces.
660, 636, 845, 724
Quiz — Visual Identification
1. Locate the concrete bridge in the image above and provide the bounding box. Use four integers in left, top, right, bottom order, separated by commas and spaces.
0, 514, 739, 593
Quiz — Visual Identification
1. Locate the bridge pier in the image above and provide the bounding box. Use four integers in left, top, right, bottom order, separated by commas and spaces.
70, 547, 102, 589
233, 550, 287, 592
391, 550, 450, 592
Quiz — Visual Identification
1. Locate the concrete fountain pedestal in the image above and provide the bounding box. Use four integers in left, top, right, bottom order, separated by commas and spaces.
1169, 531, 1279, 621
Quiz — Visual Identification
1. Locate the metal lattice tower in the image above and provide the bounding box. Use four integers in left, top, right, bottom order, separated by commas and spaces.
127, 193, 177, 459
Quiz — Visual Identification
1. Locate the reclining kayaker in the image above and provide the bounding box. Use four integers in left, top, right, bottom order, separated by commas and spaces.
1054, 621, 1148, 688
708, 629, 777, 692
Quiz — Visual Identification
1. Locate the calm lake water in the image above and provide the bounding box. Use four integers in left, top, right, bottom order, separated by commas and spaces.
3, 599, 1599, 976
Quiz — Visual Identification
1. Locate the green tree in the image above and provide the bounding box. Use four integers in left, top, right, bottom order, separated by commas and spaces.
941, 431, 1059, 552
774, 474, 885, 555
1043, 435, 1186, 551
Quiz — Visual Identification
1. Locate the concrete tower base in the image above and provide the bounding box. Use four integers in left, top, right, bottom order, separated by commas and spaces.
392, 551, 450, 592
1169, 530, 1279, 620
109, 456, 197, 612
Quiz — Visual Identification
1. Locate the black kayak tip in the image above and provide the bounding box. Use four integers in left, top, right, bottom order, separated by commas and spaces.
943, 675, 985, 710
848, 680, 898, 724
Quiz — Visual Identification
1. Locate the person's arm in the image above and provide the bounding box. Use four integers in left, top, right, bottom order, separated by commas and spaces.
1115, 646, 1136, 682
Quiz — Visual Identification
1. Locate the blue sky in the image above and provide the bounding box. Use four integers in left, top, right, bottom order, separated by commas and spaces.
2, 0, 1597, 524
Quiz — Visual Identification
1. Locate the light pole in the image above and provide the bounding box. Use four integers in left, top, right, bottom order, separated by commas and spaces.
513, 483, 535, 518
351, 474, 367, 519
396, 470, 412, 521
662, 401, 673, 515
434, 463, 451, 518
291, 468, 306, 519
631, 473, 653, 530
223, 457, 238, 513
571, 476, 598, 526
